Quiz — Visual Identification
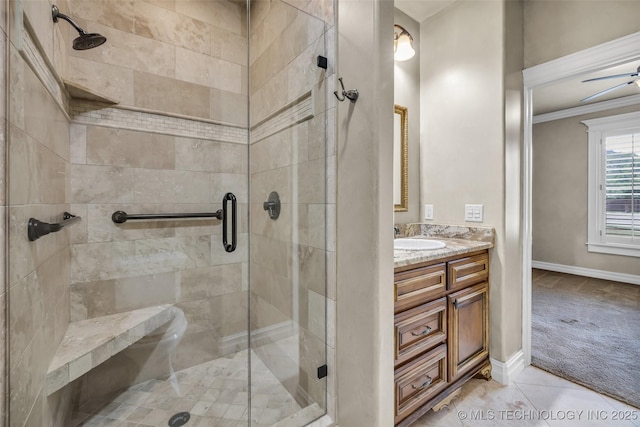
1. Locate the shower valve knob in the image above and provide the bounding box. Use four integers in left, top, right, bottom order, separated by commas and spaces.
263, 191, 281, 220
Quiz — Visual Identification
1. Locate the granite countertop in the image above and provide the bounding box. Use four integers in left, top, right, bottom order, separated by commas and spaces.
394, 223, 495, 269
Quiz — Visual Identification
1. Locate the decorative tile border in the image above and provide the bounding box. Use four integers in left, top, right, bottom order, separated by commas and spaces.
69, 100, 248, 144
250, 92, 314, 143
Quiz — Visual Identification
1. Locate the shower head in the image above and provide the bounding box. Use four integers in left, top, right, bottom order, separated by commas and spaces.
73, 33, 107, 50
52, 5, 106, 50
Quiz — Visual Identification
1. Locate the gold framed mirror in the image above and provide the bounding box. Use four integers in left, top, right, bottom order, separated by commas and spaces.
394, 105, 408, 212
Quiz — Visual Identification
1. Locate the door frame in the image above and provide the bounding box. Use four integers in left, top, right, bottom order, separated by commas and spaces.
521, 31, 640, 365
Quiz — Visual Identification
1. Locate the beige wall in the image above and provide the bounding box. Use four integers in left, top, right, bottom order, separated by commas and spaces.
420, 0, 523, 361
532, 106, 640, 275
524, 0, 640, 68
336, 0, 395, 425
7, 0, 73, 425
248, 0, 334, 413
393, 8, 420, 224
501, 0, 524, 365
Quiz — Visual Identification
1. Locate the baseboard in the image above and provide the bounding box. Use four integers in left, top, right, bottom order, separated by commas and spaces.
490, 350, 525, 385
532, 261, 640, 286
218, 320, 294, 355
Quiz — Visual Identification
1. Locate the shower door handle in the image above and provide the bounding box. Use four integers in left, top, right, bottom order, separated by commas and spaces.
222, 192, 237, 253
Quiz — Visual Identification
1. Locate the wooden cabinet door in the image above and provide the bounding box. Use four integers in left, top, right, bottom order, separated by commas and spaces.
447, 282, 489, 382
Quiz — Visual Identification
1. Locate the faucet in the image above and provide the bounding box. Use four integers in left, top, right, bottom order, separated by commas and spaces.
394, 226, 400, 238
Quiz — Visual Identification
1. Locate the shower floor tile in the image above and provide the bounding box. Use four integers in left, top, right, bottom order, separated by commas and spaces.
71, 350, 303, 427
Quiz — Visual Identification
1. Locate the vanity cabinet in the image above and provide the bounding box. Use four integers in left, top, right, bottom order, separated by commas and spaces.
394, 250, 491, 426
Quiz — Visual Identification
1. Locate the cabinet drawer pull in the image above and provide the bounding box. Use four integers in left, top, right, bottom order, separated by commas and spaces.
412, 376, 433, 390
411, 326, 432, 336
452, 299, 459, 309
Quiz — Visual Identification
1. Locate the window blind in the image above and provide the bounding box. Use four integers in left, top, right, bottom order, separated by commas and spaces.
604, 132, 640, 237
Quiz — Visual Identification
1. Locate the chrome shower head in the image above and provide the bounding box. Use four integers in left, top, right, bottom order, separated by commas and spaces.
52, 5, 107, 50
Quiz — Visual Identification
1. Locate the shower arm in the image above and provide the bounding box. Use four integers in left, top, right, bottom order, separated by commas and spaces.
52, 5, 88, 35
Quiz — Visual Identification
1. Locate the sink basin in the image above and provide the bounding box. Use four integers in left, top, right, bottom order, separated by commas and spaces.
394, 238, 446, 251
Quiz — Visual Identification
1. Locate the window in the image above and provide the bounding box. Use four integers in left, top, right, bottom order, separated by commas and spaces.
583, 112, 640, 257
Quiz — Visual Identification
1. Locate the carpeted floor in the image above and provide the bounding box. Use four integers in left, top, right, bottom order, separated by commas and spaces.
531, 269, 640, 409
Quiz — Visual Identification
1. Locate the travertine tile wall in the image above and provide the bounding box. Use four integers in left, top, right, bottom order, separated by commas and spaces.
248, 0, 336, 419
1, 0, 7, 424
62, 0, 248, 126
7, 1, 73, 425
63, 0, 251, 403
69, 123, 250, 398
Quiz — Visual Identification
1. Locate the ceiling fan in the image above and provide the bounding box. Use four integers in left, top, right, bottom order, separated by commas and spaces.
580, 65, 640, 103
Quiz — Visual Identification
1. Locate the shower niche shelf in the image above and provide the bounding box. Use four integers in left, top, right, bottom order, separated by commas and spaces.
45, 304, 178, 396
63, 79, 119, 105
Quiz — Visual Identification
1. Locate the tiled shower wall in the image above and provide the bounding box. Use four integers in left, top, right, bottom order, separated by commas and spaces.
6, 0, 73, 425
63, 0, 247, 126
248, 0, 336, 416
1, 0, 7, 423
63, 0, 251, 403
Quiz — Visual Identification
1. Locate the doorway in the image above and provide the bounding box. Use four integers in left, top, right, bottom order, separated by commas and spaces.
522, 30, 640, 385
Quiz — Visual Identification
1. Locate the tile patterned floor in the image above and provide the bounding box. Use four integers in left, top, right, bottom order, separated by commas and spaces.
71, 350, 307, 427
414, 366, 640, 427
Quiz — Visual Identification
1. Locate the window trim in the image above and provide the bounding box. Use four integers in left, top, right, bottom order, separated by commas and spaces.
582, 111, 640, 258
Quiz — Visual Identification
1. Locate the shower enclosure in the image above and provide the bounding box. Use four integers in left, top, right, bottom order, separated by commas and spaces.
5, 0, 332, 425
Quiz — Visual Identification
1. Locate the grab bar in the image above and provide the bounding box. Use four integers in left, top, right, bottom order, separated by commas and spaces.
111, 192, 237, 253
28, 212, 81, 241
222, 192, 236, 253
111, 210, 222, 223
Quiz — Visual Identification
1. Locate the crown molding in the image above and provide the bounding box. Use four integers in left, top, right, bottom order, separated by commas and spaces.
523, 32, 640, 88
533, 94, 640, 124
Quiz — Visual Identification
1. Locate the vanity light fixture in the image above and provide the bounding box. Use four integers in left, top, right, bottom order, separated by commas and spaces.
394, 24, 415, 61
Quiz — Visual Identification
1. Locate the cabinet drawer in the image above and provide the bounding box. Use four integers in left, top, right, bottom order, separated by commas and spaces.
448, 252, 489, 291
394, 344, 447, 425
395, 263, 446, 312
395, 298, 446, 367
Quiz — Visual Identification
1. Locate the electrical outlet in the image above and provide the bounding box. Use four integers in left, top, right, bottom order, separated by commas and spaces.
424, 204, 434, 220
465, 204, 483, 222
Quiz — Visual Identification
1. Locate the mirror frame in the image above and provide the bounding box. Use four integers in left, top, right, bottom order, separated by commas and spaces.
394, 104, 409, 212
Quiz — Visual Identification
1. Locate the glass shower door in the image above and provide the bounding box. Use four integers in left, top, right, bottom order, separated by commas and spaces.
248, 1, 330, 425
